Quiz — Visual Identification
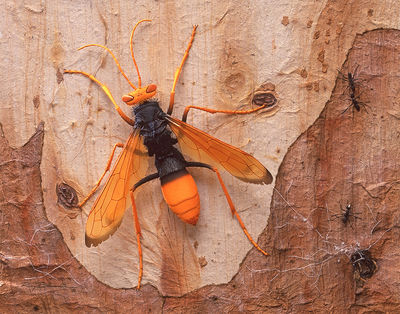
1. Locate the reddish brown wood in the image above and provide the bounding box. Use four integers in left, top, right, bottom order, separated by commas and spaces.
164, 29, 400, 312
0, 123, 162, 313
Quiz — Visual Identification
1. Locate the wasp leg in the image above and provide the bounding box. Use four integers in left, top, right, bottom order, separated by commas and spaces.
78, 142, 124, 207
130, 172, 159, 289
186, 162, 269, 256
64, 70, 134, 126
181, 104, 269, 123
167, 25, 197, 115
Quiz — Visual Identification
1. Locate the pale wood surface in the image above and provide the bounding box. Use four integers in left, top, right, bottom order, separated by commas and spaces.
1, 0, 399, 296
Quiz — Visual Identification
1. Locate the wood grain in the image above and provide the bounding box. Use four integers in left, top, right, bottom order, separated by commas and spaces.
2, 0, 400, 310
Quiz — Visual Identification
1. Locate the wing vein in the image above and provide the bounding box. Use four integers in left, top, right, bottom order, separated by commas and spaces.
166, 116, 272, 184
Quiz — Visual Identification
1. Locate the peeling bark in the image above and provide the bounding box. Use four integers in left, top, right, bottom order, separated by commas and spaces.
164, 29, 400, 313
0, 123, 162, 313
2, 29, 400, 312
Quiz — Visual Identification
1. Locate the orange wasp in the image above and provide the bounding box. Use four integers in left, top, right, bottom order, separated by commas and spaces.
65, 19, 273, 289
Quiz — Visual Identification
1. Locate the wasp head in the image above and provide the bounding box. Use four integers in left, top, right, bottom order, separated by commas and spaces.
122, 84, 157, 106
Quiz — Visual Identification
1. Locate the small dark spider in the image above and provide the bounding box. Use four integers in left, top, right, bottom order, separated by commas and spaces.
338, 66, 369, 114
332, 204, 360, 225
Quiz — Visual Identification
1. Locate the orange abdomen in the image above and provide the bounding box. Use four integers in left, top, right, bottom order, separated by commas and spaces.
161, 170, 200, 225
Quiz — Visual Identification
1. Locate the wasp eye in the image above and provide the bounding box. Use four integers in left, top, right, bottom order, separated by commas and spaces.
122, 95, 134, 102
146, 84, 157, 93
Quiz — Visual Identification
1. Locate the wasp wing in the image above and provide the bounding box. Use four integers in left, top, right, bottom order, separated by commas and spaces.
85, 129, 148, 247
166, 116, 272, 184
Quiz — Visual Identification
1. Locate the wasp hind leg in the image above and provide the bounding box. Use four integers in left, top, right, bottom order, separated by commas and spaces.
186, 162, 269, 256
130, 172, 159, 289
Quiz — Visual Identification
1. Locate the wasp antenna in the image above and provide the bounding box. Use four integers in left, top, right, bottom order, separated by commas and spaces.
78, 44, 137, 90
129, 19, 151, 88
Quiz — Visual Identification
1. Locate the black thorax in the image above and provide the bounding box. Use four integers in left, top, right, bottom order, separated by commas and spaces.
133, 101, 187, 179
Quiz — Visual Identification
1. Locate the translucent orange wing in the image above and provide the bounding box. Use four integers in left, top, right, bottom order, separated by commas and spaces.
85, 129, 148, 247
166, 116, 273, 184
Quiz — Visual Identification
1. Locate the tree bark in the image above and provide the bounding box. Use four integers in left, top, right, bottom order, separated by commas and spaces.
1, 0, 400, 312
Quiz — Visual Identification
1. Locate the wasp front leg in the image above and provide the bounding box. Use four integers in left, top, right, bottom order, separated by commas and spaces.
167, 25, 197, 115
64, 70, 135, 126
